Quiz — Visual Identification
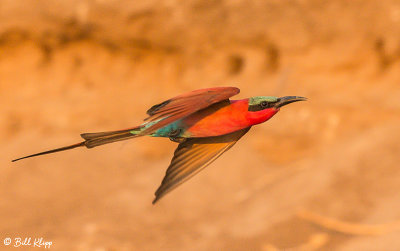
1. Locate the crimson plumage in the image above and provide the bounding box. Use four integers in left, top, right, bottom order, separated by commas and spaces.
12, 87, 306, 203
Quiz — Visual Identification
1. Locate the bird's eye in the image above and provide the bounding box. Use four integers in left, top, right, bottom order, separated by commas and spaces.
260, 101, 268, 107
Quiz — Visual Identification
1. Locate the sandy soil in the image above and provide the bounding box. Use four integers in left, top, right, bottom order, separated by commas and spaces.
1, 0, 400, 250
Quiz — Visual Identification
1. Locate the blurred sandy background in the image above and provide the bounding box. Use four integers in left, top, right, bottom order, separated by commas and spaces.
1, 0, 400, 250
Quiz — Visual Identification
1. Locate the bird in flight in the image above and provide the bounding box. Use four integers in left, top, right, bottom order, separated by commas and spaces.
12, 87, 307, 204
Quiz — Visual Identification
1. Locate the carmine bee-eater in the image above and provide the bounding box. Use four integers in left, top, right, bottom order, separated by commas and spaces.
12, 87, 306, 203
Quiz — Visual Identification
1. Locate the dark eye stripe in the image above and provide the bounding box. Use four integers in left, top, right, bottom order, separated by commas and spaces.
248, 102, 275, 111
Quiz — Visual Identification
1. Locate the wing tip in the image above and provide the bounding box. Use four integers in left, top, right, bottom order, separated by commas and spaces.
152, 197, 159, 205
146, 100, 171, 116
232, 86, 240, 93
152, 186, 165, 204
152, 192, 164, 204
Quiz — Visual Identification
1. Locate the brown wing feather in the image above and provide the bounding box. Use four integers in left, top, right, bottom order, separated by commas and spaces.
152, 127, 250, 204
141, 87, 240, 135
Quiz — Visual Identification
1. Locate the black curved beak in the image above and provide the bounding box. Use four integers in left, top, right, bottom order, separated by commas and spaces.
275, 96, 307, 108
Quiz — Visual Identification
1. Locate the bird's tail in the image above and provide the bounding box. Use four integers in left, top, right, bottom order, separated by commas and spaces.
80, 126, 142, 148
12, 126, 143, 162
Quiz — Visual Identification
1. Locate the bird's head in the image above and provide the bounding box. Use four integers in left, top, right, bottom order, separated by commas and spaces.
248, 96, 307, 111
247, 96, 307, 124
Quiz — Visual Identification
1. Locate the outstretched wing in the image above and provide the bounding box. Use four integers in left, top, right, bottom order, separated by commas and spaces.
141, 87, 240, 135
152, 127, 250, 204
